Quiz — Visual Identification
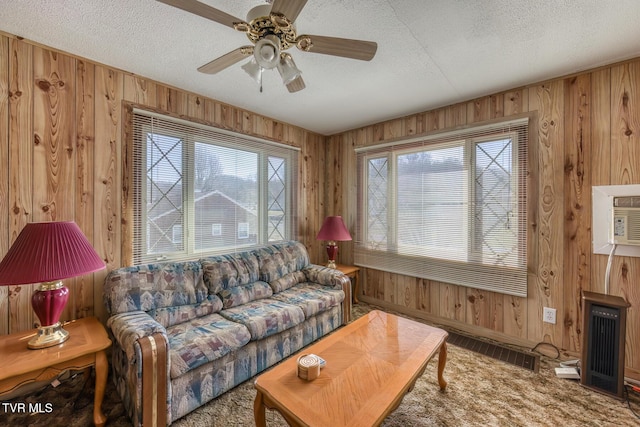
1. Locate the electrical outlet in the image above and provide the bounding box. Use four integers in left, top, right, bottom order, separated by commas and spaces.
543, 307, 556, 324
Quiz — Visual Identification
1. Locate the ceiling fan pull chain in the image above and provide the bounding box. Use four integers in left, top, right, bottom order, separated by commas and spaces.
259, 67, 263, 93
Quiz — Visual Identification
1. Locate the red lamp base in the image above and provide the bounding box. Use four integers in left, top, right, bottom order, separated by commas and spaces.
29, 281, 70, 349
326, 241, 338, 269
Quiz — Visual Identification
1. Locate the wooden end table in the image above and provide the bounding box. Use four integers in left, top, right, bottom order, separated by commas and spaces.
335, 264, 360, 304
0, 317, 112, 427
254, 310, 448, 427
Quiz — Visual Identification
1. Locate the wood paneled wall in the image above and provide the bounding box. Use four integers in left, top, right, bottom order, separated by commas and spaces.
0, 34, 326, 333
327, 59, 640, 379
1, 32, 639, 379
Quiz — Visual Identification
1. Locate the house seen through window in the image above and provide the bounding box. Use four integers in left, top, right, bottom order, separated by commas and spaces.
132, 110, 299, 264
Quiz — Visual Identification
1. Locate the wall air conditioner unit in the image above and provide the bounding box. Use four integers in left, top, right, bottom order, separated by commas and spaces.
611, 196, 640, 246
593, 185, 640, 256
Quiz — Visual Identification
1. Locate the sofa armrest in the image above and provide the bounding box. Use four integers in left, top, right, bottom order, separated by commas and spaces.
107, 312, 170, 426
107, 311, 167, 361
302, 264, 349, 289
302, 265, 352, 324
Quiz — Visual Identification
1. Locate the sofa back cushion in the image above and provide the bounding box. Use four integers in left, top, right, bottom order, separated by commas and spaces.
201, 252, 260, 295
256, 241, 310, 284
103, 261, 208, 318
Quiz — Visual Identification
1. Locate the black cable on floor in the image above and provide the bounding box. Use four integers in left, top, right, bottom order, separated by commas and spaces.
625, 385, 640, 420
531, 341, 560, 359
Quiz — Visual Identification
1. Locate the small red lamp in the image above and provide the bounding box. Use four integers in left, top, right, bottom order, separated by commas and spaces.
0, 221, 106, 349
316, 216, 352, 269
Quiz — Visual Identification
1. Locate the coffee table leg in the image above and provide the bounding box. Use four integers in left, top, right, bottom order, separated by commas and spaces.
437, 342, 448, 391
254, 389, 267, 427
94, 350, 108, 427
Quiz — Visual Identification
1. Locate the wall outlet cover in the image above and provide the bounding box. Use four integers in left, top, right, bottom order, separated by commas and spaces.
543, 307, 557, 324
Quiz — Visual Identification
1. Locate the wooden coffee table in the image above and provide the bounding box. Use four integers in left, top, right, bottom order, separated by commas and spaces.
254, 310, 448, 427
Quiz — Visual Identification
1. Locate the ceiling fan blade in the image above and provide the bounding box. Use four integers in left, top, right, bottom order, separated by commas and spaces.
157, 0, 246, 29
197, 47, 254, 74
286, 75, 306, 93
297, 35, 377, 61
270, 0, 308, 22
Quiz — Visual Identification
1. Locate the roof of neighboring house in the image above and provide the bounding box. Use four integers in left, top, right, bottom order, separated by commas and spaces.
150, 190, 257, 221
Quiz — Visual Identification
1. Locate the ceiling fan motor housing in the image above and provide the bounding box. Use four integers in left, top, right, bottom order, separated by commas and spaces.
242, 4, 298, 53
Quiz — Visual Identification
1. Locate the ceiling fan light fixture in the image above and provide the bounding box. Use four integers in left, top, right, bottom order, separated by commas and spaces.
241, 57, 262, 83
254, 34, 280, 69
277, 53, 302, 85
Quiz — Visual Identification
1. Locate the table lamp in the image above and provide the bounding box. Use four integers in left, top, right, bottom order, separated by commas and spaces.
316, 216, 352, 269
0, 221, 106, 349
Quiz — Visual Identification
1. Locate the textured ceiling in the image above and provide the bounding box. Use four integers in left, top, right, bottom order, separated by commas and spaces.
2, 0, 640, 135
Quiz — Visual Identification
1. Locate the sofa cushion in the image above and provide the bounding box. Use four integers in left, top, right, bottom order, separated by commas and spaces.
201, 252, 260, 295
257, 251, 290, 283
256, 241, 310, 282
218, 281, 273, 309
166, 313, 251, 379
149, 295, 224, 328
270, 283, 345, 318
219, 299, 305, 341
103, 261, 206, 315
269, 271, 306, 293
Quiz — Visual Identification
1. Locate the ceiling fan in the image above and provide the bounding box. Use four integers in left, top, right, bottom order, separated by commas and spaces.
157, 0, 378, 92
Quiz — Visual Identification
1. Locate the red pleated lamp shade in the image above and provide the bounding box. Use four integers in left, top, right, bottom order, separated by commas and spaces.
316, 216, 352, 241
0, 221, 106, 286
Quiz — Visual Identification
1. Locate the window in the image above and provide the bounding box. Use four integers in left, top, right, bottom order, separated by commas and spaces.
356, 117, 528, 297
238, 222, 249, 239
131, 109, 299, 264
172, 224, 182, 244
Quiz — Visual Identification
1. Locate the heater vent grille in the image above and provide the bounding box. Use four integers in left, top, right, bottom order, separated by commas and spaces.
447, 332, 539, 372
581, 291, 628, 399
587, 305, 620, 393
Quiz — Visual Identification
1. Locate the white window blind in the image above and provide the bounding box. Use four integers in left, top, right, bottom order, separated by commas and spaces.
355, 117, 529, 297
131, 109, 299, 264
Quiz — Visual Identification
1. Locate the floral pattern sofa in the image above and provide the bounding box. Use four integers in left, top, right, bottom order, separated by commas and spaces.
103, 241, 351, 426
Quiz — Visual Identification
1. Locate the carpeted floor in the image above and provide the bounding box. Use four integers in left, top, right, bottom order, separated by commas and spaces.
1, 303, 639, 426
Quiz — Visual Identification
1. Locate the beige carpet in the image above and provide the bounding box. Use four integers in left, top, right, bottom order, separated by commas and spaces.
1, 303, 639, 426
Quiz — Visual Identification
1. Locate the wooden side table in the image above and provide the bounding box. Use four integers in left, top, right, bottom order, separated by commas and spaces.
335, 264, 361, 304
0, 317, 112, 427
